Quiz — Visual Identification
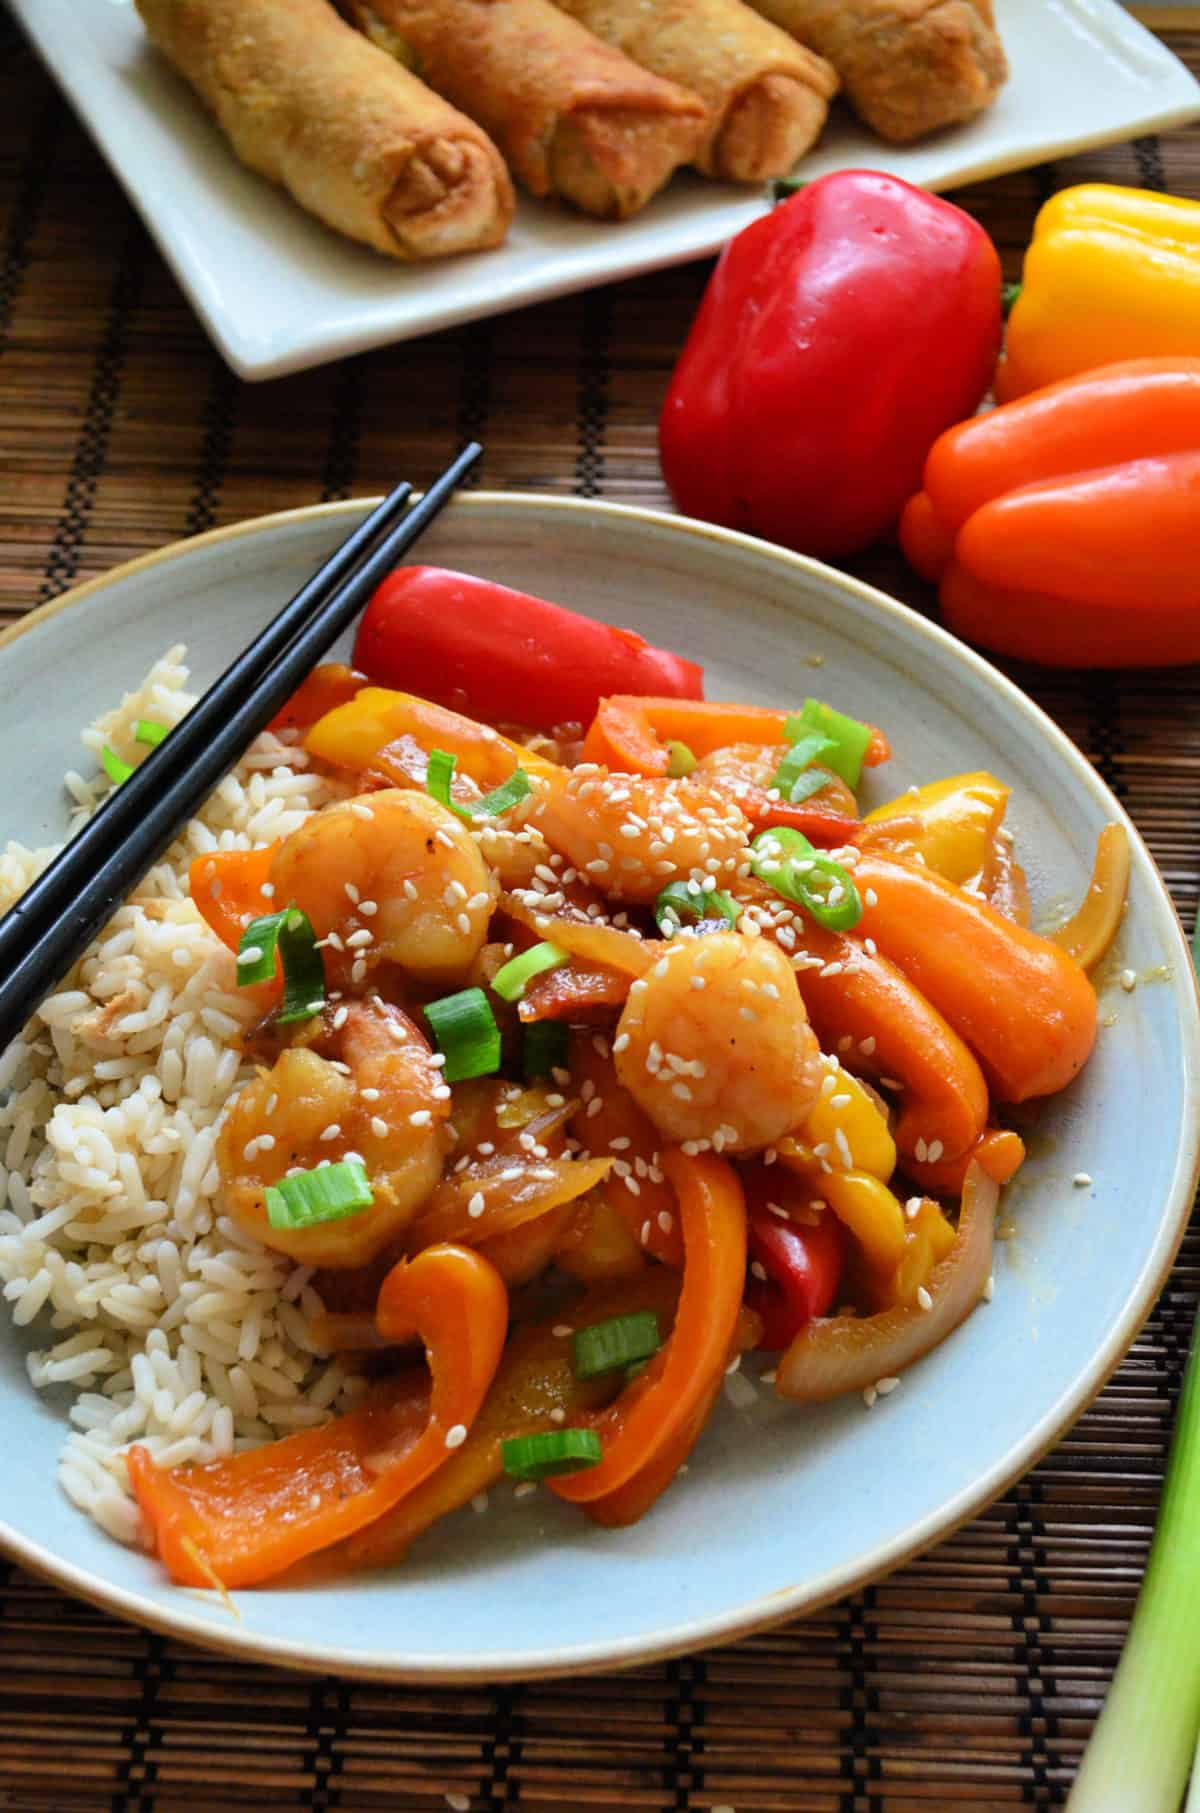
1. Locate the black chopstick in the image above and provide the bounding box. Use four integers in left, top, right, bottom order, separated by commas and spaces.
0, 441, 482, 1053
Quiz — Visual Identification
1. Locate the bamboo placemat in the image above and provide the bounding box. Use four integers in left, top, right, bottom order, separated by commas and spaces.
2, 10, 1200, 1808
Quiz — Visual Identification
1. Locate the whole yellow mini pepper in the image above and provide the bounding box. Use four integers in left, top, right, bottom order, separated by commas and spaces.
997, 184, 1200, 400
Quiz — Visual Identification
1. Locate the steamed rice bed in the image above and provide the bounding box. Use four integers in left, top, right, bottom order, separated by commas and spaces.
0, 649, 360, 1547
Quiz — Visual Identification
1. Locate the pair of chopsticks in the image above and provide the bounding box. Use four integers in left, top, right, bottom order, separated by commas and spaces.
0, 442, 482, 1055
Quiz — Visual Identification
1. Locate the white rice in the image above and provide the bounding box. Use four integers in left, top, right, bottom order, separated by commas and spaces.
0, 647, 359, 1547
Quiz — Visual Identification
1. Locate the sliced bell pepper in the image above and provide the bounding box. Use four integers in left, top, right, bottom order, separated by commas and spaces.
781, 1065, 897, 1184
269, 662, 366, 734
996, 187, 1200, 402
555, 1193, 648, 1284
549, 1149, 746, 1505
304, 686, 560, 791
902, 1126, 1026, 1198
1048, 823, 1130, 972
567, 1029, 684, 1268
581, 695, 890, 782
127, 1243, 508, 1588
862, 773, 1010, 889
189, 844, 283, 1011
345, 1267, 682, 1568
353, 567, 703, 735
851, 852, 1098, 1102
744, 1178, 846, 1352
899, 358, 1200, 667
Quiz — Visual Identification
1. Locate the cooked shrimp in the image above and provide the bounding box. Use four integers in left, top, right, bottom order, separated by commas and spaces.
614, 930, 822, 1153
269, 788, 498, 983
217, 999, 450, 1266
528, 763, 749, 905
693, 742, 857, 817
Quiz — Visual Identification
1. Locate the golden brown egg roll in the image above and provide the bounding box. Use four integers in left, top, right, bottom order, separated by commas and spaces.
744, 0, 1007, 143
135, 0, 515, 259
549, 0, 838, 182
339, 0, 708, 219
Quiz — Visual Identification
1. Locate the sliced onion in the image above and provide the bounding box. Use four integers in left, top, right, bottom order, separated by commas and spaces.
1049, 822, 1130, 972
501, 891, 654, 978
775, 1163, 999, 1403
407, 1154, 613, 1251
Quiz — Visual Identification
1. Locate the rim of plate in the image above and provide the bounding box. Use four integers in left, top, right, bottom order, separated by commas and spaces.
2, 493, 1198, 1684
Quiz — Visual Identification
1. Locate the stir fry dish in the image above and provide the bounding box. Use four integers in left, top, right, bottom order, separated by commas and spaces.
105, 571, 1124, 1590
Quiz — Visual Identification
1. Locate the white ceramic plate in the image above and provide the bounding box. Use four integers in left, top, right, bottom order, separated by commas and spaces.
1, 494, 1198, 1682
12, 0, 1200, 379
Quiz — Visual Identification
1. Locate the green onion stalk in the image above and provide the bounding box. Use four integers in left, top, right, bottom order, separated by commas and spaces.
1067, 1318, 1200, 1809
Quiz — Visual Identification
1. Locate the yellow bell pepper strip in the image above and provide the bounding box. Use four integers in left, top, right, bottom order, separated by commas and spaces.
549, 1149, 747, 1506
780, 1064, 896, 1183
1048, 822, 1130, 973
996, 186, 1200, 402
754, 894, 988, 1164
581, 695, 890, 792
567, 1029, 684, 1268
820, 1172, 907, 1282
886, 1198, 958, 1310
862, 773, 1010, 889
127, 1243, 507, 1588
776, 1164, 999, 1403
345, 1267, 682, 1568
902, 1126, 1026, 1199
852, 852, 1097, 1103
899, 358, 1200, 667
305, 687, 559, 791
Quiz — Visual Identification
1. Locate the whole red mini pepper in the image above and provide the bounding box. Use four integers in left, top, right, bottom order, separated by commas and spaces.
659, 171, 1002, 559
354, 566, 704, 733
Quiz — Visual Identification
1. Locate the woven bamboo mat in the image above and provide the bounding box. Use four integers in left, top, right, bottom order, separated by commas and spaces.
2, 9, 1200, 1808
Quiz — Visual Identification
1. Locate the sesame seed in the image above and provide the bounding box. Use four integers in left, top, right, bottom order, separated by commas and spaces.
349, 803, 374, 822
369, 1115, 389, 1140
403, 879, 419, 901
359, 899, 378, 917
1073, 1172, 1093, 1187
445, 1423, 468, 1449
410, 1110, 433, 1127
514, 1482, 538, 1500
982, 1274, 995, 1302
319, 1124, 341, 1142
917, 1286, 933, 1311
236, 946, 263, 966
552, 1325, 573, 1339
658, 1211, 674, 1233
550, 1406, 566, 1425
876, 1376, 900, 1396
446, 1793, 470, 1812
859, 1036, 876, 1056
586, 1097, 604, 1119
750, 1261, 768, 1282
926, 1139, 944, 1163
862, 1385, 878, 1408
471, 1493, 489, 1515
1120, 969, 1137, 992
725, 1354, 742, 1375
332, 1004, 349, 1031
351, 959, 367, 984
612, 1033, 630, 1053
915, 1137, 929, 1163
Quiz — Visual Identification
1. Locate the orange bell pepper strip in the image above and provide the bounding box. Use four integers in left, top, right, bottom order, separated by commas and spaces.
768, 903, 988, 1164
1048, 823, 1130, 972
345, 1267, 682, 1568
852, 853, 1097, 1103
188, 844, 283, 1011
567, 1029, 684, 1268
304, 687, 559, 790
127, 1243, 507, 1588
268, 662, 366, 734
901, 1127, 1026, 1198
549, 1149, 746, 1506
581, 696, 890, 780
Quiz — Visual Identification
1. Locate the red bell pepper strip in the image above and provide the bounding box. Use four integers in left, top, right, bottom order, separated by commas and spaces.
268, 662, 366, 734
743, 1184, 846, 1353
127, 1244, 508, 1588
549, 1149, 746, 1506
659, 171, 1002, 559
353, 567, 704, 735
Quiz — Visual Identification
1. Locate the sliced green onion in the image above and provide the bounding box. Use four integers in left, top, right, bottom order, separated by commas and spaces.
665, 740, 697, 778
236, 907, 326, 1023
1002, 280, 1023, 317
500, 1428, 603, 1482
750, 827, 862, 933
264, 1159, 373, 1231
771, 732, 836, 804
426, 748, 530, 823
1066, 1316, 1200, 1811
573, 1311, 662, 1379
524, 1019, 569, 1080
424, 986, 501, 1082
654, 882, 738, 935
101, 746, 133, 786
491, 941, 569, 1003
785, 699, 872, 789
135, 719, 169, 747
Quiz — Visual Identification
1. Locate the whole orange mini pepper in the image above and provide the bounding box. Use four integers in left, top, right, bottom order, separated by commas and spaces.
127, 1244, 507, 1588
852, 853, 1097, 1102
549, 1149, 746, 1507
900, 358, 1200, 666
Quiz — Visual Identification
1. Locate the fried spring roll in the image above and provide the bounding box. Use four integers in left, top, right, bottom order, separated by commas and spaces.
135, 0, 514, 259
340, 0, 708, 219
549, 0, 838, 182
744, 0, 1007, 143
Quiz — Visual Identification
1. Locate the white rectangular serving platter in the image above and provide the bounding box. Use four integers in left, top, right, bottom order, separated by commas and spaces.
13, 0, 1200, 380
